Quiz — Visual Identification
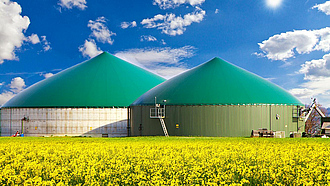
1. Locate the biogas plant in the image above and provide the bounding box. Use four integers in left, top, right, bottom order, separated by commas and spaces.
0, 52, 321, 138
130, 57, 307, 138
0, 52, 165, 137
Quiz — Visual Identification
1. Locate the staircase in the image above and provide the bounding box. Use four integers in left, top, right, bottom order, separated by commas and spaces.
159, 118, 169, 137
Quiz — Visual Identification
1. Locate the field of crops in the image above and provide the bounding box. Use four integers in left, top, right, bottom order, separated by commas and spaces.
0, 137, 330, 185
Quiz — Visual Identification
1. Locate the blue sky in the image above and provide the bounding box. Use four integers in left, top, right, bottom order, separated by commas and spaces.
1, 0, 330, 107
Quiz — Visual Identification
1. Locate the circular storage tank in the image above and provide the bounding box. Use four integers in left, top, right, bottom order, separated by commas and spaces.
1, 52, 165, 137
130, 57, 304, 137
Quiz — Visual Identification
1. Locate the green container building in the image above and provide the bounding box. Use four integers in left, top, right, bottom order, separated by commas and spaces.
130, 57, 305, 137
1, 52, 165, 137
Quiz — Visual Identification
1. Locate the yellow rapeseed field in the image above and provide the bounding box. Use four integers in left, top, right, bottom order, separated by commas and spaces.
0, 137, 330, 185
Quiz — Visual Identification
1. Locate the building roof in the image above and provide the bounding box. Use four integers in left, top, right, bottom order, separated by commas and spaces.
2, 52, 165, 108
131, 57, 302, 106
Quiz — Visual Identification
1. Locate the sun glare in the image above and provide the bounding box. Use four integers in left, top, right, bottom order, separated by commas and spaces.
266, 0, 283, 9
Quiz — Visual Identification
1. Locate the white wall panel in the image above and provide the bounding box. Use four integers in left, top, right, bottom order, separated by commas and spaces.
0, 108, 128, 137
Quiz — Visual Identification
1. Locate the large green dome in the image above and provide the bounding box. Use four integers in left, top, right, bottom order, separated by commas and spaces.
131, 57, 302, 106
2, 52, 165, 108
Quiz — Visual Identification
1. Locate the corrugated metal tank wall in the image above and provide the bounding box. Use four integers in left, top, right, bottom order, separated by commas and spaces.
130, 105, 304, 137
1, 108, 128, 137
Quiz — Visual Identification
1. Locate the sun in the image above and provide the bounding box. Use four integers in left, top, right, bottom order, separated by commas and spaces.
266, 0, 283, 9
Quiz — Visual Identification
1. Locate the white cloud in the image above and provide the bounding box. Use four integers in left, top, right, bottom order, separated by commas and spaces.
264, 77, 276, 81
27, 34, 40, 44
114, 46, 195, 79
121, 21, 137, 29
115, 46, 195, 66
312, 1, 330, 15
79, 39, 103, 58
258, 27, 330, 61
58, 0, 87, 10
0, 0, 30, 64
290, 53, 330, 107
9, 77, 26, 93
299, 53, 330, 80
41, 36, 51, 51
43, 73, 54, 79
140, 35, 157, 42
141, 7, 206, 36
289, 88, 318, 100
0, 76, 26, 106
257, 27, 330, 106
152, 66, 188, 78
25, 34, 51, 52
88, 17, 116, 45
79, 17, 114, 58
153, 0, 205, 9
289, 77, 330, 107
161, 39, 166, 45
0, 91, 15, 106
215, 9, 219, 14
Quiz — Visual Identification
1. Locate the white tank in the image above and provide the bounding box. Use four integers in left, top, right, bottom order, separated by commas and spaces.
0, 108, 128, 137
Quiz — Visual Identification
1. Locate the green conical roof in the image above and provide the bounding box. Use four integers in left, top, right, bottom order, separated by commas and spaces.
132, 57, 302, 106
3, 52, 165, 108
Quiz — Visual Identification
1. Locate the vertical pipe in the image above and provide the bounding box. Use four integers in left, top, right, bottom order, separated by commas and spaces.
269, 105, 272, 130
127, 107, 130, 137
21, 119, 23, 134
296, 105, 299, 132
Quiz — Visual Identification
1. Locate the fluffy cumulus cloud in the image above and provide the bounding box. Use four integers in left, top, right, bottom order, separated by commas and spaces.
141, 7, 205, 36
88, 17, 116, 45
58, 0, 87, 10
140, 35, 157, 42
313, 1, 330, 15
0, 77, 26, 105
120, 21, 137, 29
257, 27, 330, 61
153, 0, 205, 9
79, 17, 114, 58
25, 34, 51, 51
79, 39, 103, 58
9, 77, 25, 93
0, 0, 30, 64
299, 53, 330, 80
27, 34, 40, 44
115, 46, 195, 78
259, 2, 330, 106
290, 53, 330, 106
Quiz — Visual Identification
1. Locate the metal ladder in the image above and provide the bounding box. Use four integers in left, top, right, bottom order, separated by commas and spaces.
159, 118, 169, 137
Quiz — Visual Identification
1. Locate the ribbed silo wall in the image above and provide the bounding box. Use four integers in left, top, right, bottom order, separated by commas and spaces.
1, 107, 128, 137
130, 105, 304, 137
